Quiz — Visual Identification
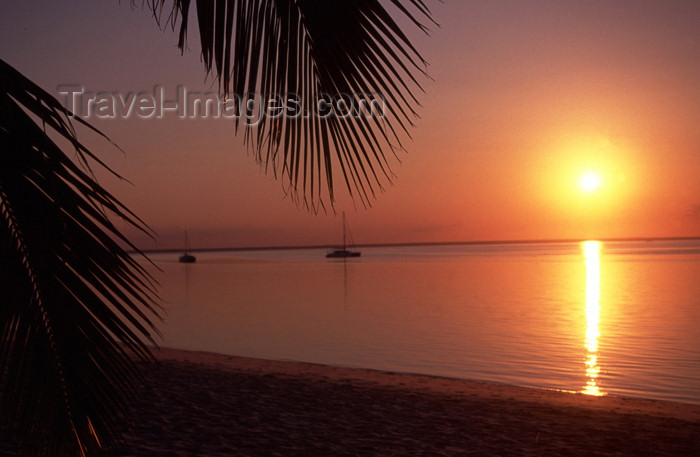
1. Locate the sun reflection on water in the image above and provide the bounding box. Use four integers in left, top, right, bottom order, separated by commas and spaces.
582, 241, 604, 396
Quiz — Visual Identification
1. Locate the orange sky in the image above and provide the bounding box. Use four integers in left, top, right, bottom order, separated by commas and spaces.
2, 1, 699, 249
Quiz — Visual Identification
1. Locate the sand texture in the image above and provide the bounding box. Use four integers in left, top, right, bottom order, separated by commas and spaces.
106, 347, 700, 456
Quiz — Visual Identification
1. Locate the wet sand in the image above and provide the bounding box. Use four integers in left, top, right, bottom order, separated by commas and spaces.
117, 347, 700, 456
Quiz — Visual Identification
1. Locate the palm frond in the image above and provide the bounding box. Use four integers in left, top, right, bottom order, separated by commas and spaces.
0, 59, 160, 457
149, 0, 435, 210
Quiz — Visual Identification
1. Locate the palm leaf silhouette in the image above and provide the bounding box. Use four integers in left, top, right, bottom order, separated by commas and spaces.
151, 0, 435, 210
1, 1, 435, 454
0, 59, 160, 456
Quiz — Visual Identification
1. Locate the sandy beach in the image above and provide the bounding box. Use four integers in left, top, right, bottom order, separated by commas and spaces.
110, 347, 700, 456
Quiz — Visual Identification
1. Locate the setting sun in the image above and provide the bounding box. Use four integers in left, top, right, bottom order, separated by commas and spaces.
580, 172, 601, 193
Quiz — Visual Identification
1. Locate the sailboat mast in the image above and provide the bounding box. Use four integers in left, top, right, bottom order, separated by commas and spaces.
342, 212, 346, 250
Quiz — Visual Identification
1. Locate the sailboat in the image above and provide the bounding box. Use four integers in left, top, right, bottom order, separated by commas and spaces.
326, 212, 361, 258
179, 230, 196, 263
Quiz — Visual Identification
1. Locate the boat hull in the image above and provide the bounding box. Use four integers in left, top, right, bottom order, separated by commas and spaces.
179, 254, 197, 263
326, 250, 361, 258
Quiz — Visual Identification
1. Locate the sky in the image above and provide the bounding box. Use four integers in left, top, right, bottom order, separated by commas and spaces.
2, 1, 699, 250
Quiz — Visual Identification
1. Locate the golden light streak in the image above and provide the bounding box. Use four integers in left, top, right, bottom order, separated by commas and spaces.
582, 240, 604, 396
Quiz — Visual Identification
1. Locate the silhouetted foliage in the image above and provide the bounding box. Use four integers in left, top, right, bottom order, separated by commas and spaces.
0, 59, 160, 456
0, 1, 434, 455
150, 0, 435, 209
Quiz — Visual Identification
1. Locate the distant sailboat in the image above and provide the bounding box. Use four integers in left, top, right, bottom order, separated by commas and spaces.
326, 212, 361, 258
179, 230, 196, 263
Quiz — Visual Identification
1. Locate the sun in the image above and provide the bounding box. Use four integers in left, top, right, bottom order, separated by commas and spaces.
579, 172, 601, 193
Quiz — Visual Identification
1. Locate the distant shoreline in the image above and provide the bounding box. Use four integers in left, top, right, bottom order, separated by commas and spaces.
133, 235, 700, 255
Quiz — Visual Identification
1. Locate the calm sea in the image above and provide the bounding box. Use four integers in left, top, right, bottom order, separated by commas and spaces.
146, 239, 700, 405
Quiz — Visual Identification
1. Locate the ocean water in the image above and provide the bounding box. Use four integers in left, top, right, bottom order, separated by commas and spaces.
147, 239, 700, 404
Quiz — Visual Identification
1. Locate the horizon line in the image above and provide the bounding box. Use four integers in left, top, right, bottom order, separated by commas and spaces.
132, 235, 700, 255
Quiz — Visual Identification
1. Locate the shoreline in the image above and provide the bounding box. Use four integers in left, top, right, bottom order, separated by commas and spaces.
118, 347, 700, 456
151, 347, 700, 421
